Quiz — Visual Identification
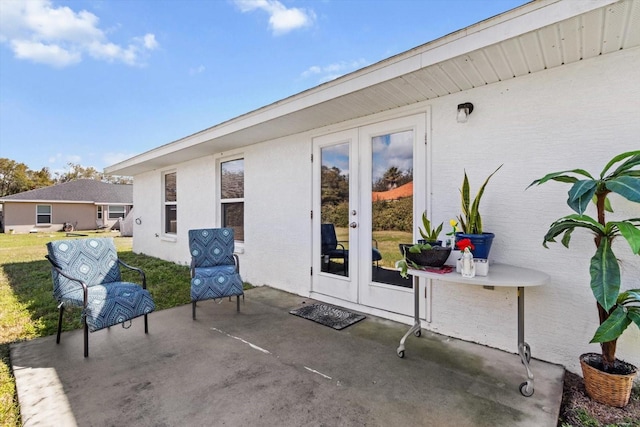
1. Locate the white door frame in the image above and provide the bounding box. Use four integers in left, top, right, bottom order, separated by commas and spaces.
311, 129, 359, 303
358, 113, 427, 315
311, 111, 430, 315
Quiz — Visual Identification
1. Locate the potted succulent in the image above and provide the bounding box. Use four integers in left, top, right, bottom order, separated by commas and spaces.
418, 212, 443, 245
529, 150, 640, 407
398, 212, 451, 278
456, 164, 503, 259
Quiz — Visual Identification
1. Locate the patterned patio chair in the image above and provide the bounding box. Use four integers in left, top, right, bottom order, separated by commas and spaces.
46, 237, 155, 357
189, 228, 244, 319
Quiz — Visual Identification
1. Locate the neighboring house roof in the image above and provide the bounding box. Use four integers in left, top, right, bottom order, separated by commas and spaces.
105, 0, 638, 177
373, 182, 413, 202
0, 179, 133, 204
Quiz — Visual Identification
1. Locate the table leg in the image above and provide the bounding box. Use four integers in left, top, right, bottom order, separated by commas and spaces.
517, 286, 534, 396
397, 275, 421, 358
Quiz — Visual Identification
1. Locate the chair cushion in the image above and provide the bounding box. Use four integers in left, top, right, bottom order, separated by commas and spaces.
191, 266, 244, 302
47, 238, 122, 301
76, 282, 156, 332
189, 228, 236, 268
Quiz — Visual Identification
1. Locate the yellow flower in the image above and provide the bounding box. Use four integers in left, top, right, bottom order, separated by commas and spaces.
449, 219, 458, 227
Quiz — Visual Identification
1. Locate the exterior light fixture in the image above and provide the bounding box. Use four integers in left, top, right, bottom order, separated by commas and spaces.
457, 102, 474, 123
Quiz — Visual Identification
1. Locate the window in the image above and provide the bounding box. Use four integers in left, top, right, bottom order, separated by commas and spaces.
108, 206, 126, 220
36, 205, 52, 224
164, 172, 177, 234
97, 206, 103, 219
221, 159, 244, 241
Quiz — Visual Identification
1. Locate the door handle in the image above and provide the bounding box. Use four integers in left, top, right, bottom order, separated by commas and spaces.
350, 222, 358, 228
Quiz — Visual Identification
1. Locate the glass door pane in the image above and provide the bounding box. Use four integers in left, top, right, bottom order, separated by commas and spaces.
371, 130, 413, 286
321, 143, 350, 277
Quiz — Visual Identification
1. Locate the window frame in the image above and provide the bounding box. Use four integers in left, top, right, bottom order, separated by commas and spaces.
97, 205, 103, 220
219, 156, 244, 243
163, 170, 177, 236
36, 204, 52, 225
107, 205, 126, 220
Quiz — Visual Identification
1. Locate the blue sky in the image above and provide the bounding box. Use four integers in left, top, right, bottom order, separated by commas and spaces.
0, 0, 528, 175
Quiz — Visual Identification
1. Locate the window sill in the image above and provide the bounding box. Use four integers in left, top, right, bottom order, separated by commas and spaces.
160, 235, 177, 243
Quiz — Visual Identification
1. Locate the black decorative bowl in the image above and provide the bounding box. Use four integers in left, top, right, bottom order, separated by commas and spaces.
399, 244, 452, 268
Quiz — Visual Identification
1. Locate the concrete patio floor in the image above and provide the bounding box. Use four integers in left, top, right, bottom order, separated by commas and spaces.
11, 286, 564, 426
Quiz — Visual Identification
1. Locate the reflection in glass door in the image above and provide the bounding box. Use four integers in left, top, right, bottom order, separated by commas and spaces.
371, 130, 413, 287
312, 129, 359, 304
321, 143, 350, 277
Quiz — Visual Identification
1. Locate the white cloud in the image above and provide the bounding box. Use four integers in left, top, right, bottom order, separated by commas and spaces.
0, 0, 159, 67
233, 0, 315, 35
11, 39, 81, 68
301, 59, 368, 83
189, 65, 206, 75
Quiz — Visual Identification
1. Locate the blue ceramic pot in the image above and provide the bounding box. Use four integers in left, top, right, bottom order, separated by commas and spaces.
455, 232, 495, 260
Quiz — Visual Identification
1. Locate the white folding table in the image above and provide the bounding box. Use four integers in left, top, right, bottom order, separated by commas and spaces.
398, 263, 549, 396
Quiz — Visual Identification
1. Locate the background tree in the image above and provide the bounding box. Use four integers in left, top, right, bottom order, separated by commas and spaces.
373, 167, 413, 192
0, 158, 54, 196
0, 158, 132, 197
321, 165, 349, 205
55, 163, 103, 182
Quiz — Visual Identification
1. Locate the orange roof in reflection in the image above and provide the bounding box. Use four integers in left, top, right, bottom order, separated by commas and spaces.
372, 181, 413, 201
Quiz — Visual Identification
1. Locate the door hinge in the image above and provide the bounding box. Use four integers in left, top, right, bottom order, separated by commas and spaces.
310, 267, 313, 276
311, 153, 313, 162
310, 210, 313, 219
424, 133, 428, 145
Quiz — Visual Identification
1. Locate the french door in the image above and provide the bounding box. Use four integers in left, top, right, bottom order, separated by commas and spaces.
312, 113, 427, 315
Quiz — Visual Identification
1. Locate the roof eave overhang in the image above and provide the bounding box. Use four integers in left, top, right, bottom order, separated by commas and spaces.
104, 0, 623, 177
0, 200, 94, 204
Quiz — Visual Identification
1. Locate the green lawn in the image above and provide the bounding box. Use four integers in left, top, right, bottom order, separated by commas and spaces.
0, 231, 222, 426
335, 227, 413, 268
0, 228, 409, 424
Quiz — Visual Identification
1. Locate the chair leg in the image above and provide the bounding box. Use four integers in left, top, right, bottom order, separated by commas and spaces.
144, 313, 149, 334
236, 295, 240, 312
56, 305, 64, 344
83, 320, 89, 358
192, 301, 197, 320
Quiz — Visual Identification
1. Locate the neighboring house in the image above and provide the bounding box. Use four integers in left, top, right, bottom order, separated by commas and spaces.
105, 0, 640, 377
0, 179, 133, 233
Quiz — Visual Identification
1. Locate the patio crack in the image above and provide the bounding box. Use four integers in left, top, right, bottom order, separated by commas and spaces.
211, 327, 335, 382
211, 327, 271, 354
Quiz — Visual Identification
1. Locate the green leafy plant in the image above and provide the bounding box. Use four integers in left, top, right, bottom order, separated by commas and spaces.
419, 212, 443, 242
457, 165, 503, 234
528, 150, 640, 371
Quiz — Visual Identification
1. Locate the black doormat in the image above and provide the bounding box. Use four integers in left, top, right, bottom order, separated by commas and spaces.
289, 303, 366, 330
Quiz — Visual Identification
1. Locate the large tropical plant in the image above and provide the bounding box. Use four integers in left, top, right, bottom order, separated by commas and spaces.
457, 164, 503, 234
528, 150, 640, 371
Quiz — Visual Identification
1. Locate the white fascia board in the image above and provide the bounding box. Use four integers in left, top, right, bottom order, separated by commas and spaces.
94, 202, 130, 206
417, 0, 619, 66
105, 0, 618, 175
2, 200, 92, 204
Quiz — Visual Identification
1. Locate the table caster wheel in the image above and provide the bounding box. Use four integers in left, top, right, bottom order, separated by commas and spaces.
519, 343, 531, 364
397, 349, 405, 358
519, 381, 534, 397
414, 329, 421, 337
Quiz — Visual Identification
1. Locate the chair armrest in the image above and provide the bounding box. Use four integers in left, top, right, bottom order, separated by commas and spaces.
336, 243, 346, 251
45, 255, 89, 307
233, 254, 240, 274
117, 259, 147, 289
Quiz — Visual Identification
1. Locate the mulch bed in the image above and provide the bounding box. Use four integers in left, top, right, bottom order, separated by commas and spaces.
558, 370, 640, 426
